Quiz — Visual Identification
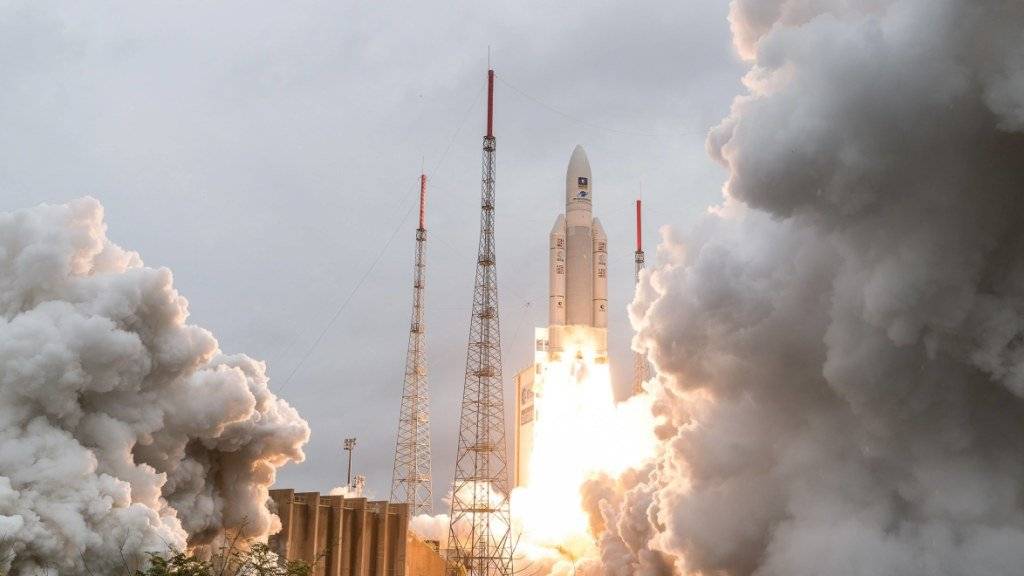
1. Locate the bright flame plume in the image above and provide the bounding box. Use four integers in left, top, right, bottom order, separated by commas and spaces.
510, 338, 658, 573
409, 338, 658, 576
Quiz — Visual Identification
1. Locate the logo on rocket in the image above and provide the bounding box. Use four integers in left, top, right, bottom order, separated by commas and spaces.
577, 176, 590, 199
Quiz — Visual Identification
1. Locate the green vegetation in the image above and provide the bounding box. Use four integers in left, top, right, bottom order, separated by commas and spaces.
0, 524, 313, 575
134, 543, 311, 576
0, 541, 312, 575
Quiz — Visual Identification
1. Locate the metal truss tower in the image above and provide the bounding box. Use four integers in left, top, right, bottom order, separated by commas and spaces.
633, 198, 651, 396
390, 173, 434, 516
448, 69, 513, 576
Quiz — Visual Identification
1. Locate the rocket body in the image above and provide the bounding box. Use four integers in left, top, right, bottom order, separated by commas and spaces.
549, 145, 607, 329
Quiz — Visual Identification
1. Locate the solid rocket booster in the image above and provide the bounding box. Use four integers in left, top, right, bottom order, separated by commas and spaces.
593, 217, 607, 328
549, 214, 567, 325
549, 145, 607, 328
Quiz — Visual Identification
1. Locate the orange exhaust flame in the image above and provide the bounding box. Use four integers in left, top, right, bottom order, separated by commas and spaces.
510, 338, 658, 572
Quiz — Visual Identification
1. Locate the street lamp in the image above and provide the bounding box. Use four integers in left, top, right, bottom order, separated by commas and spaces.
343, 438, 357, 486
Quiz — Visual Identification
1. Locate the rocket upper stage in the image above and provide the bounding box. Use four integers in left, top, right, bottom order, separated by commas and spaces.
550, 145, 607, 329
565, 145, 593, 212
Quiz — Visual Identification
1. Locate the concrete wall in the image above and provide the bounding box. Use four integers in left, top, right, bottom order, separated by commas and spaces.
268, 489, 447, 576
405, 537, 446, 576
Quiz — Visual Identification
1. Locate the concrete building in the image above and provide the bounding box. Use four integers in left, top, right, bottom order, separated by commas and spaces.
268, 489, 447, 576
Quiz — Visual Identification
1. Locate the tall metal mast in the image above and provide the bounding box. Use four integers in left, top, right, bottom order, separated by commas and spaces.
448, 69, 512, 576
633, 198, 650, 395
390, 173, 434, 516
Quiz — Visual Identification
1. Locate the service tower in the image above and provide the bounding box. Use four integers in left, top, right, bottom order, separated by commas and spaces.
514, 145, 608, 487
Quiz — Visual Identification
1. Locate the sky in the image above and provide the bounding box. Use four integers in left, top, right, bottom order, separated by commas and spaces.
0, 0, 744, 509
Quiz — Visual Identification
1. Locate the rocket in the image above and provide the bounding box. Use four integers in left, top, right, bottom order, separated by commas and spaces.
549, 145, 608, 329
516, 145, 607, 487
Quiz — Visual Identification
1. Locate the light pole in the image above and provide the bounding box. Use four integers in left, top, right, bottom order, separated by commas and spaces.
343, 438, 357, 487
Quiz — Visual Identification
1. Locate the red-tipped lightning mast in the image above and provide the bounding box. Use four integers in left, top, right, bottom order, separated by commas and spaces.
449, 68, 512, 576
633, 195, 650, 396
636, 198, 643, 252
486, 69, 495, 139
419, 173, 427, 230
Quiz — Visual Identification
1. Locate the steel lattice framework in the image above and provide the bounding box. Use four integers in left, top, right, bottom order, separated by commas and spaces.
633, 198, 650, 396
448, 69, 513, 576
390, 174, 434, 516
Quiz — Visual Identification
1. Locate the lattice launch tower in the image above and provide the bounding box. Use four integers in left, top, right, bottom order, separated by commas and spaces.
390, 173, 434, 516
448, 69, 513, 576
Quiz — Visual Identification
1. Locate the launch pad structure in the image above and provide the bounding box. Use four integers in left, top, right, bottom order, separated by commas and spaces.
382, 65, 654, 576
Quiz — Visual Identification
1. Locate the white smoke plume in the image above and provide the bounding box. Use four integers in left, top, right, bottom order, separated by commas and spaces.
409, 513, 450, 544
597, 1, 1024, 575
0, 198, 310, 575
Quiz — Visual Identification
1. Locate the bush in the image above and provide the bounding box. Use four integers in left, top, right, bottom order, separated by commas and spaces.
134, 543, 311, 576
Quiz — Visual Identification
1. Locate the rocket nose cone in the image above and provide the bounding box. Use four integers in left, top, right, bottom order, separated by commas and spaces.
566, 145, 593, 207
567, 145, 591, 178
550, 213, 567, 235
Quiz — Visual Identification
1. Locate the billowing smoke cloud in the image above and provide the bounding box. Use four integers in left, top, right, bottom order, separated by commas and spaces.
409, 513, 450, 544
599, 1, 1024, 575
0, 198, 310, 575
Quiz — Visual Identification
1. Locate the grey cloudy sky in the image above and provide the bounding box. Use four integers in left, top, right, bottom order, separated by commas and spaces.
0, 1, 743, 508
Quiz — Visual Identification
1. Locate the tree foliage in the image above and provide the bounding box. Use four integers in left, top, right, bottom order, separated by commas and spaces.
134, 544, 311, 576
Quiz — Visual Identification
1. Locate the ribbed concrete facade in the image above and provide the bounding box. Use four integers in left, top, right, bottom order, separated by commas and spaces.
268, 489, 446, 576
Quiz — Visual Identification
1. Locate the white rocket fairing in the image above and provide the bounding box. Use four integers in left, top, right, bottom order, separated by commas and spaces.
549, 145, 608, 329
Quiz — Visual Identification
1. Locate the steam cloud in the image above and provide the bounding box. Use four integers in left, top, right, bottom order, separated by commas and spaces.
598, 1, 1024, 575
0, 198, 310, 574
